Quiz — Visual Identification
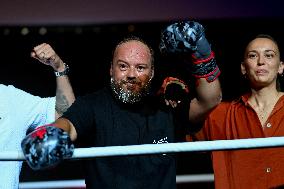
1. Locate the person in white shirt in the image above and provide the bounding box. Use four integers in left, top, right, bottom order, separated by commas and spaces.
0, 43, 75, 189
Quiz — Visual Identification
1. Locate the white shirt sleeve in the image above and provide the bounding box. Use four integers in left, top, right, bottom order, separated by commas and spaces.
0, 84, 56, 189
8, 85, 56, 130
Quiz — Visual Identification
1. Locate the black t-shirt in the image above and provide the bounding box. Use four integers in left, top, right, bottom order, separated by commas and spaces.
63, 87, 176, 189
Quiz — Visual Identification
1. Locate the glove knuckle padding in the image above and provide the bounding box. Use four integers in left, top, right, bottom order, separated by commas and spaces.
160, 21, 220, 83
160, 21, 204, 53
21, 125, 74, 170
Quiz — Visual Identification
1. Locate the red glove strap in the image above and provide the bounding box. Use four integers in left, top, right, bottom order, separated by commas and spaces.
191, 51, 215, 65
190, 51, 221, 83
158, 77, 189, 95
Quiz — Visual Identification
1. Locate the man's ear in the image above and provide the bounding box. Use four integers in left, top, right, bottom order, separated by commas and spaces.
110, 63, 113, 77
150, 69, 154, 80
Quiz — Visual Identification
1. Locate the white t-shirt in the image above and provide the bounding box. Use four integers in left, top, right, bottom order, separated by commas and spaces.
0, 84, 55, 189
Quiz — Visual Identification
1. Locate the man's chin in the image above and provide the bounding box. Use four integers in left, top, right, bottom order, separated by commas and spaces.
119, 92, 142, 104
123, 90, 141, 99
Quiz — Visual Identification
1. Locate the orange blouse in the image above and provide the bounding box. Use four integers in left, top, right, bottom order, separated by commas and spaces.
189, 93, 284, 189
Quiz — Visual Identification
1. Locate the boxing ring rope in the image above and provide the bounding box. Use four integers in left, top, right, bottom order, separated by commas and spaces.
3, 137, 284, 188
2, 136, 284, 161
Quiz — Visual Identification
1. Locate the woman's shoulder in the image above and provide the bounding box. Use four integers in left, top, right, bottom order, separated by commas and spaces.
209, 97, 242, 116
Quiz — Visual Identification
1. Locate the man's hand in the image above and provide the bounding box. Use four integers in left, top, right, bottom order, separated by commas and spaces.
158, 77, 189, 108
31, 43, 65, 72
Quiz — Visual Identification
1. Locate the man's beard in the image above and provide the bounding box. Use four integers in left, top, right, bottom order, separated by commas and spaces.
110, 77, 151, 104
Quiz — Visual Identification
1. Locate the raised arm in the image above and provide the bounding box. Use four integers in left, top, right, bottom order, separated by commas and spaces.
160, 21, 222, 123
31, 43, 75, 118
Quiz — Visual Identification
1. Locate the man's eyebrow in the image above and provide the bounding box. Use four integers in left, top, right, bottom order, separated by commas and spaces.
264, 49, 277, 54
116, 59, 128, 64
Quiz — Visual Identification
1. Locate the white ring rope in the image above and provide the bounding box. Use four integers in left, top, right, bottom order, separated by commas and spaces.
1, 136, 284, 161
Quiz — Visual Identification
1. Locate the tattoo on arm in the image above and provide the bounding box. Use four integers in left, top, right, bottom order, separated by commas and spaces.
56, 90, 70, 115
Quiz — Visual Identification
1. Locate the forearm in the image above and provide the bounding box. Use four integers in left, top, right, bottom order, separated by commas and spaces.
189, 78, 222, 123
55, 74, 75, 117
30, 43, 75, 118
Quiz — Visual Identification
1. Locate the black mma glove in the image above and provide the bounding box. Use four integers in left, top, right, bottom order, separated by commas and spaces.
160, 21, 220, 82
21, 124, 74, 170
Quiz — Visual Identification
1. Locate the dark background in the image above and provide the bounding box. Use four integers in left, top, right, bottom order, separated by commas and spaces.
1, 0, 284, 188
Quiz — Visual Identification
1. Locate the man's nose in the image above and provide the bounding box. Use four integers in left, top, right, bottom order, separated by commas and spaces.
127, 67, 137, 78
